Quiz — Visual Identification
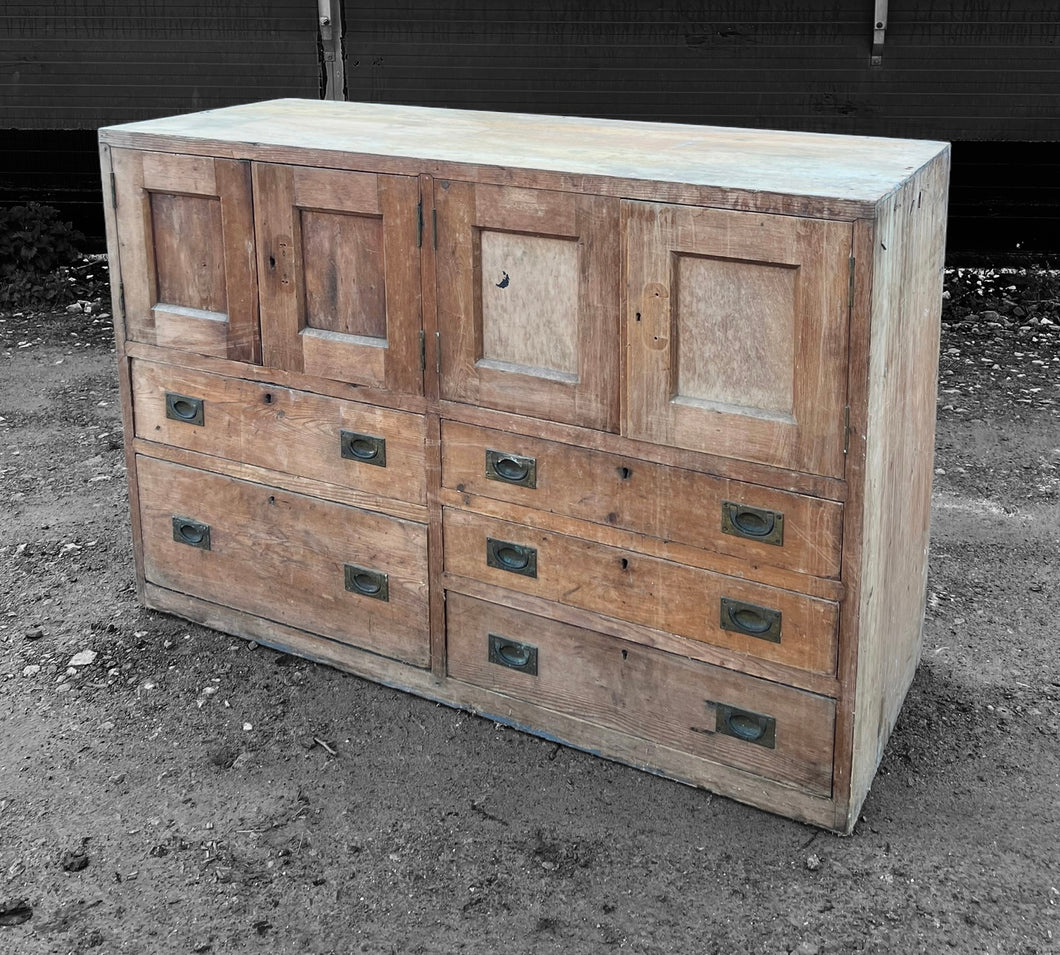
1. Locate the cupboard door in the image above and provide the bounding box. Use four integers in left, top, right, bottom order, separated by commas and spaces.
253, 164, 422, 394
111, 149, 259, 362
435, 181, 621, 432
626, 203, 851, 477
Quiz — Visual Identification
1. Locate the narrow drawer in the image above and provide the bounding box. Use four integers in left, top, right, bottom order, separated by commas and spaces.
132, 359, 427, 505
443, 508, 837, 675
441, 421, 843, 578
446, 593, 835, 796
137, 456, 429, 666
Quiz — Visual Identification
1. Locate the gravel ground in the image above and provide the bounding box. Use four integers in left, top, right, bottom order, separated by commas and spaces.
0, 262, 1057, 954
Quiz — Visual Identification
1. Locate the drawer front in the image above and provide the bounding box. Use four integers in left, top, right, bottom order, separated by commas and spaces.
446, 593, 835, 796
441, 421, 843, 578
443, 509, 837, 675
132, 360, 427, 505
138, 456, 429, 666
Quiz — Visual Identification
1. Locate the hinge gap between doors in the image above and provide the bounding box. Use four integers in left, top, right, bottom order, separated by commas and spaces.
848, 256, 856, 310
419, 330, 426, 372
843, 405, 851, 455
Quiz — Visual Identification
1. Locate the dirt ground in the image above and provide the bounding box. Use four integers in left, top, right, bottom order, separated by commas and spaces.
0, 266, 1057, 955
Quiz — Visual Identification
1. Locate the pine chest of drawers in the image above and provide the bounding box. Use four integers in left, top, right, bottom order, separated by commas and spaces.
100, 100, 949, 832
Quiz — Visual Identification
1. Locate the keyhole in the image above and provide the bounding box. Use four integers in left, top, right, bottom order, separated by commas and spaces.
263, 393, 273, 404
618, 466, 633, 480
620, 557, 629, 571
268, 255, 276, 269
635, 312, 642, 322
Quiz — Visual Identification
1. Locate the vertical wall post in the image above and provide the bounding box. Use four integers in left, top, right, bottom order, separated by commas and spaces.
318, 0, 346, 100
871, 0, 888, 68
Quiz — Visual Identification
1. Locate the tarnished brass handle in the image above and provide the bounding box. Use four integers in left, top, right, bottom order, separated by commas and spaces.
172, 516, 211, 550
485, 449, 537, 488
720, 597, 782, 643
165, 392, 204, 426
715, 703, 776, 749
488, 633, 538, 674
340, 430, 387, 467
486, 538, 538, 578
344, 564, 389, 601
721, 501, 784, 546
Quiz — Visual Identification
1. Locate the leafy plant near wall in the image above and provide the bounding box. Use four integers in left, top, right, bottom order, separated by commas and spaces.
0, 202, 84, 275
0, 202, 105, 311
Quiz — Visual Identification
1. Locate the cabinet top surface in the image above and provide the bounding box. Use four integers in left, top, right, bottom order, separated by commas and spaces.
100, 98, 948, 208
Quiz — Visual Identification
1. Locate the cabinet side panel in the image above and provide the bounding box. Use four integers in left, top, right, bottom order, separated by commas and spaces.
848, 148, 951, 822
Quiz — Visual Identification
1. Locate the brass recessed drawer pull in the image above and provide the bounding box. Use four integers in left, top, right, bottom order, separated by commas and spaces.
340, 430, 387, 467
165, 392, 204, 426
721, 501, 784, 545
344, 564, 389, 601
715, 703, 776, 749
720, 597, 782, 643
488, 633, 538, 674
172, 516, 211, 550
485, 449, 536, 488
486, 537, 538, 577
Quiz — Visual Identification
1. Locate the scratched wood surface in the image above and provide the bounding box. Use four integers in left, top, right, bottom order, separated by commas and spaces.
446, 592, 836, 796
99, 99, 947, 218
137, 456, 430, 667
111, 148, 260, 363
626, 201, 852, 478
842, 149, 951, 829
440, 420, 844, 579
252, 162, 423, 394
443, 508, 839, 675
434, 179, 621, 431
131, 359, 428, 506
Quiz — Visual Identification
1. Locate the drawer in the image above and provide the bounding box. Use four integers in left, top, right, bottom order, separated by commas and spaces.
443, 509, 837, 675
441, 421, 842, 578
132, 360, 427, 505
137, 456, 429, 666
446, 593, 835, 796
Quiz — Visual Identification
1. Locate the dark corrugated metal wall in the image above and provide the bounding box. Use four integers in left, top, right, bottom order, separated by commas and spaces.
343, 1, 1060, 255
1, 2, 1057, 254
345, 1, 1060, 141
1, 1, 319, 129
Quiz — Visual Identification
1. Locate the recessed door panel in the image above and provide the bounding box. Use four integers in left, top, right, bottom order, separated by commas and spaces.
435, 181, 621, 431
626, 202, 851, 477
112, 149, 259, 362
254, 164, 422, 394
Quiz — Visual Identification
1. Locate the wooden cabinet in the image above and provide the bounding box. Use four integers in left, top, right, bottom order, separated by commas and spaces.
101, 99, 949, 832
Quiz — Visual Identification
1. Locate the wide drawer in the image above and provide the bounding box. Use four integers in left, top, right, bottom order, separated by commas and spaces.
132, 359, 427, 505
441, 421, 843, 578
137, 456, 429, 666
443, 508, 837, 675
446, 593, 835, 796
